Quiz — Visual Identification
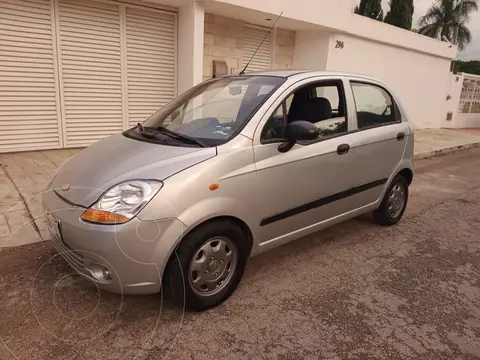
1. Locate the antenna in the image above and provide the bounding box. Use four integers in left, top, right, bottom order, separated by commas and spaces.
239, 11, 283, 75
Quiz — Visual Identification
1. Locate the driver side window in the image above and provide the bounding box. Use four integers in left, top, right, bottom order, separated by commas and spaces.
261, 80, 348, 144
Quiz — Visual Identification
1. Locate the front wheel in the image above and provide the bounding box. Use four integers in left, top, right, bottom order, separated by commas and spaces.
163, 220, 249, 311
373, 175, 409, 226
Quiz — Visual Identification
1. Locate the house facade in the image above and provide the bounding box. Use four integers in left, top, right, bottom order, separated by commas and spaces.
0, 0, 457, 153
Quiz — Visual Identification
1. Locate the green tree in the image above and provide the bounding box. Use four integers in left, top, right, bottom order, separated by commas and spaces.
354, 0, 384, 21
453, 60, 480, 74
384, 0, 415, 29
418, 0, 478, 51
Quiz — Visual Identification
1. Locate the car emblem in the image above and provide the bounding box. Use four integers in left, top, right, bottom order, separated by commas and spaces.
61, 183, 71, 192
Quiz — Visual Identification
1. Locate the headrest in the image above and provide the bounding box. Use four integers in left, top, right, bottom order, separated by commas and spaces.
303, 97, 332, 123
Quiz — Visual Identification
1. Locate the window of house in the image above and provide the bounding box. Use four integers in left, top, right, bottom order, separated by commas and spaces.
351, 82, 399, 129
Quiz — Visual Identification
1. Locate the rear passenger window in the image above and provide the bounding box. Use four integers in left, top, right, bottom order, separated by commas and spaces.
351, 82, 399, 129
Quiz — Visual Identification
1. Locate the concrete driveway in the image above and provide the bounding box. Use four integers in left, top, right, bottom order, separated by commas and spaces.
1, 149, 480, 359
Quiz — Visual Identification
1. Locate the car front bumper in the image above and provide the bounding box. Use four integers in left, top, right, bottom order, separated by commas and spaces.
42, 188, 185, 295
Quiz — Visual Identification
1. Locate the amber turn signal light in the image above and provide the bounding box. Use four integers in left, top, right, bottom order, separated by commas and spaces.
81, 208, 129, 224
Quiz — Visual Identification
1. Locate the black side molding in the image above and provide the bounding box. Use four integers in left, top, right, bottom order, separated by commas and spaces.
260, 178, 388, 227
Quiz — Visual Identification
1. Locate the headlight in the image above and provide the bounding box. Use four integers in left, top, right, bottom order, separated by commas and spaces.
81, 180, 163, 224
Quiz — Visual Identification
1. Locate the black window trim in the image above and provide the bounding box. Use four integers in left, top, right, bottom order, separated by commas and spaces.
260, 99, 288, 145
260, 78, 350, 146
349, 80, 402, 132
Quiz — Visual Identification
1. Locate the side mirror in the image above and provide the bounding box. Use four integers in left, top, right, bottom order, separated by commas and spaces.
278, 121, 319, 153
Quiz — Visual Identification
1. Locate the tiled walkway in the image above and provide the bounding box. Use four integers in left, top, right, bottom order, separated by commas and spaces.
1, 128, 480, 247
0, 149, 80, 246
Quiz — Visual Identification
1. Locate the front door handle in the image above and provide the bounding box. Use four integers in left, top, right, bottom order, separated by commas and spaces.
337, 143, 350, 155
397, 132, 405, 141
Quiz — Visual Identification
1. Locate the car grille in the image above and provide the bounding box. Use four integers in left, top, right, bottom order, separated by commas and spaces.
51, 233, 84, 272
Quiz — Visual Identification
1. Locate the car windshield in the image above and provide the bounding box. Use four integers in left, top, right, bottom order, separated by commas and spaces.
136, 75, 285, 146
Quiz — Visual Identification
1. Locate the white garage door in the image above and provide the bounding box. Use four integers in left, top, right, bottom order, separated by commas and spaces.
125, 6, 176, 128
57, 0, 124, 147
243, 24, 271, 72
0, 0, 62, 152
0, 0, 176, 152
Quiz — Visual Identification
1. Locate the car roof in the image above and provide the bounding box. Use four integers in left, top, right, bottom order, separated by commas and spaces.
240, 69, 380, 82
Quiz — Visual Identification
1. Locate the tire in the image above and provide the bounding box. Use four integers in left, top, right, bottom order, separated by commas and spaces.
163, 219, 250, 311
373, 174, 409, 226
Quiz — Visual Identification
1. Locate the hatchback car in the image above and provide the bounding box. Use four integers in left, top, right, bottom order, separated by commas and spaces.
43, 70, 413, 311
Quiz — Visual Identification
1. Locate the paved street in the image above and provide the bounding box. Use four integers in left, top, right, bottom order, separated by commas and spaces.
1, 149, 480, 359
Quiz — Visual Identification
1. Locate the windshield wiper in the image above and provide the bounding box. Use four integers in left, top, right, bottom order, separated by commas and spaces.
156, 126, 206, 148
135, 123, 206, 148
135, 124, 170, 144
137, 129, 167, 143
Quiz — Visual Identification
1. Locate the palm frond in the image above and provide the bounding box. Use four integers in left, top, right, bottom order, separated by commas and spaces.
418, 0, 476, 48
418, 22, 443, 38
455, 0, 478, 16
457, 24, 472, 51
419, 5, 444, 25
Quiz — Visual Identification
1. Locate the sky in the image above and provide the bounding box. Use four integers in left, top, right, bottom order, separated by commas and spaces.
381, 0, 480, 60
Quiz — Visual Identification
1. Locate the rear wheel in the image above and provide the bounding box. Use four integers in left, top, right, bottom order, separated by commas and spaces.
373, 174, 409, 226
164, 220, 249, 311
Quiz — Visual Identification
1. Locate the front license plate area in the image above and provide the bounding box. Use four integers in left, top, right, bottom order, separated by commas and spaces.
46, 212, 61, 242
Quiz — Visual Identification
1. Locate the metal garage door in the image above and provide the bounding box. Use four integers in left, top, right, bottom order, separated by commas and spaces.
57, 0, 124, 147
0, 0, 62, 152
125, 6, 176, 128
0, 0, 176, 152
57, 0, 176, 148
243, 24, 271, 71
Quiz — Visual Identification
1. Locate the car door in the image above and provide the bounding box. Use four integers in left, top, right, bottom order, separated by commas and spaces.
345, 79, 410, 209
253, 77, 358, 244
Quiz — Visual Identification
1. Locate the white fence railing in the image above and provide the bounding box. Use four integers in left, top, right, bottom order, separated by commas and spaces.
458, 74, 480, 114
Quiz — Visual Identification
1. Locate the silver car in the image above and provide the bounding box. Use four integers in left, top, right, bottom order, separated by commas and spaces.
42, 70, 414, 311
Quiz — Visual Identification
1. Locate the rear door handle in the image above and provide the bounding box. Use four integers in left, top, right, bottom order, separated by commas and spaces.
397, 132, 405, 141
337, 143, 350, 155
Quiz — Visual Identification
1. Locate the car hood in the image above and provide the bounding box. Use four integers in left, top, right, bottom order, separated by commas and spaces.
51, 133, 216, 207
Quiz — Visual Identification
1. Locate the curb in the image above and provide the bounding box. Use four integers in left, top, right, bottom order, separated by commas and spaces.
413, 141, 480, 161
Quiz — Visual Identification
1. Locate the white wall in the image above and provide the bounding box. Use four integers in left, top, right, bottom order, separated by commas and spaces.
344, 13, 456, 60
443, 73, 464, 127
177, 2, 205, 94
450, 113, 480, 128
325, 33, 453, 128
207, 0, 457, 60
293, 31, 330, 70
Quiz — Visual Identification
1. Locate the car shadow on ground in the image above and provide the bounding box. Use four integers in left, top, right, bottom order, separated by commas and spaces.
0, 213, 385, 359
